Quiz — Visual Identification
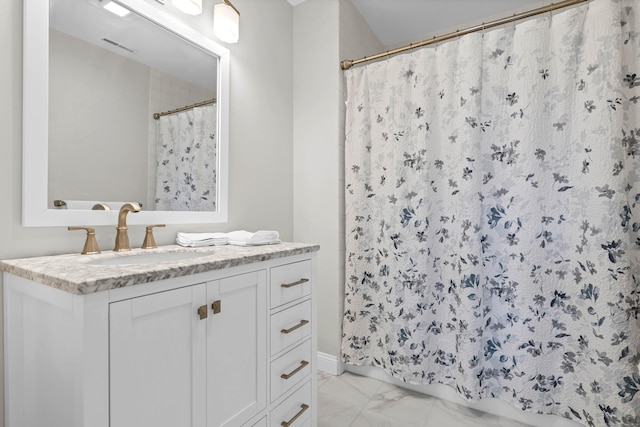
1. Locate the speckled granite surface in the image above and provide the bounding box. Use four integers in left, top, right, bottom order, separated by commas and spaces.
0, 243, 319, 295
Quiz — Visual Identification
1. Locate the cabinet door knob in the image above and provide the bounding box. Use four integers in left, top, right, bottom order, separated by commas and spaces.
280, 403, 309, 427
197, 305, 208, 320
280, 319, 309, 334
211, 300, 221, 314
280, 278, 309, 289
280, 360, 309, 380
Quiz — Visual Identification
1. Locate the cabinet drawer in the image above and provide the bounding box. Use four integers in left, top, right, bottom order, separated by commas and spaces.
271, 300, 312, 356
271, 381, 312, 427
270, 260, 312, 309
271, 339, 312, 402
247, 416, 267, 427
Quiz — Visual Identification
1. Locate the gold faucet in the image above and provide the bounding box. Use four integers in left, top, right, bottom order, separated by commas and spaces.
114, 202, 141, 252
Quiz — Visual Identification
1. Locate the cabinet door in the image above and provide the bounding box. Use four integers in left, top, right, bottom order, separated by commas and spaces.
207, 271, 267, 427
110, 285, 207, 427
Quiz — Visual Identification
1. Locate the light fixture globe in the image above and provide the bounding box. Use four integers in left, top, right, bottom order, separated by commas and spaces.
213, 1, 240, 43
172, 0, 202, 16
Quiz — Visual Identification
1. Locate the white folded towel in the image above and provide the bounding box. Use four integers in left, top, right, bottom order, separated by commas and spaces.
176, 232, 229, 247
176, 230, 280, 247
226, 230, 281, 246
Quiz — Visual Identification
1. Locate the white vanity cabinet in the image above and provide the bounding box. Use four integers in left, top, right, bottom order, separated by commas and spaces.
2, 245, 318, 427
109, 271, 266, 427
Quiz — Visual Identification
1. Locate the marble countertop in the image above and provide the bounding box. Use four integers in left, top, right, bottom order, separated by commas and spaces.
0, 243, 319, 295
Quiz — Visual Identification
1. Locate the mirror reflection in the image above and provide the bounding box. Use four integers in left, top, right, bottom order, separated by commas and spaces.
48, 0, 219, 212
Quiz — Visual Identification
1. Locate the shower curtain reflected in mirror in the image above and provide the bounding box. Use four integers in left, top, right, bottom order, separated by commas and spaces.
342, 0, 639, 426
155, 103, 217, 211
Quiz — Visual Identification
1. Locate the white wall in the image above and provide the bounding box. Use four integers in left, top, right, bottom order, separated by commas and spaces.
292, 0, 382, 368
0, 1, 293, 424
293, 0, 341, 362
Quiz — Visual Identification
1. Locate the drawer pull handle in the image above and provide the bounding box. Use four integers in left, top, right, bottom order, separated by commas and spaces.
280, 360, 309, 380
280, 403, 309, 427
281, 278, 309, 289
281, 319, 309, 334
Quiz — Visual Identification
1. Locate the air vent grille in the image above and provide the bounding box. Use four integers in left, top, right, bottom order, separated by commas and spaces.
101, 38, 135, 53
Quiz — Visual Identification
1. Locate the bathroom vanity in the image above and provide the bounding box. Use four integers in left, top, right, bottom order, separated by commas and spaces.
1, 243, 318, 427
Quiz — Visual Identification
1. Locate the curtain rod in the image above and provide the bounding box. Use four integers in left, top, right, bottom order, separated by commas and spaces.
340, 0, 589, 71
153, 98, 216, 120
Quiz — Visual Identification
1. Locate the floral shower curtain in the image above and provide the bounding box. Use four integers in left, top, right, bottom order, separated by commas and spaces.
155, 103, 217, 211
342, 0, 639, 426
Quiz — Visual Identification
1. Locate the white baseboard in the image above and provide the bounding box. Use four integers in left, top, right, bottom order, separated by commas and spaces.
316, 352, 345, 376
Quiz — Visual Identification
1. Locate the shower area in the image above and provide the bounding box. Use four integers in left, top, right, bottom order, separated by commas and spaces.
341, 0, 640, 426
153, 99, 218, 212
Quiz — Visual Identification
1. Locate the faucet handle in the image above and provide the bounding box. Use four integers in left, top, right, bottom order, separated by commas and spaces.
141, 224, 166, 249
68, 226, 101, 255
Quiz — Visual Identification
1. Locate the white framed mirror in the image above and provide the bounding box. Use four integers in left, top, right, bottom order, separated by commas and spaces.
23, 0, 229, 227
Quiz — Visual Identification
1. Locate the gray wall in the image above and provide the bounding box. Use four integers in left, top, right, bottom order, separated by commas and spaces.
293, 0, 342, 361
293, 0, 382, 363
0, 0, 293, 424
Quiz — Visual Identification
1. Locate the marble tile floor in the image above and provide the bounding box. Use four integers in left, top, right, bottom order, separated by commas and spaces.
317, 371, 532, 427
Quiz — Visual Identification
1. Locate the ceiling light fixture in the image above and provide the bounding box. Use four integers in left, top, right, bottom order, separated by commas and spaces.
101, 0, 131, 17
172, 0, 203, 16
213, 0, 240, 44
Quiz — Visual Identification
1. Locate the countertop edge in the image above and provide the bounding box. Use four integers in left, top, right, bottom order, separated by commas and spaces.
0, 243, 320, 295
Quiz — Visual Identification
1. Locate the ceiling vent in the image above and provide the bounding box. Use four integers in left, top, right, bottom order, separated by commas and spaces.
101, 38, 135, 53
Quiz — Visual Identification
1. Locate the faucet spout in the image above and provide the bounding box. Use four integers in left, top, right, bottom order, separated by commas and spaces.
114, 202, 141, 251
